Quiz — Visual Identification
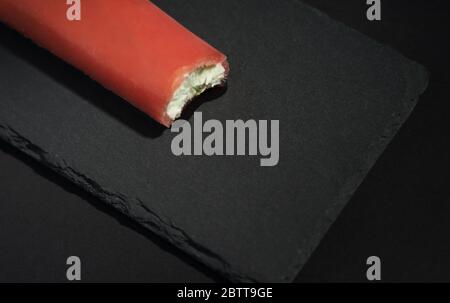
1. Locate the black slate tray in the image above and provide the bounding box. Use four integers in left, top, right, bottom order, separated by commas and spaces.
0, 0, 428, 282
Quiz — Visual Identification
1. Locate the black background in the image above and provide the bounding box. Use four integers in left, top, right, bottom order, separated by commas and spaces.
0, 0, 449, 282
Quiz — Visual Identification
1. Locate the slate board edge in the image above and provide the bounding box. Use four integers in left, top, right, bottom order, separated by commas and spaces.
283, 60, 429, 282
0, 123, 259, 282
277, 0, 432, 281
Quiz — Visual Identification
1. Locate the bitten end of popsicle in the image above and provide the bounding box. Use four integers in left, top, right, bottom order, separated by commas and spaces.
164, 60, 229, 127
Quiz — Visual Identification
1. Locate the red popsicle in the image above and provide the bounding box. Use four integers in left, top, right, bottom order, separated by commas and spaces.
0, 0, 229, 127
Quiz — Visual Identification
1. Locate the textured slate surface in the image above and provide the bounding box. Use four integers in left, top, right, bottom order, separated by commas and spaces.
0, 0, 428, 282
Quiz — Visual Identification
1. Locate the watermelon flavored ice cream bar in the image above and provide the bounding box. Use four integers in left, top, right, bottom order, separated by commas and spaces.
0, 0, 229, 127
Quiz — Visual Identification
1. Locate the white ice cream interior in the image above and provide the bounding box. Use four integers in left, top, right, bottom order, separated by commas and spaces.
166, 63, 226, 120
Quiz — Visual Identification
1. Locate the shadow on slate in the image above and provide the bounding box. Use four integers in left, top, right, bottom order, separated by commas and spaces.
0, 0, 428, 282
